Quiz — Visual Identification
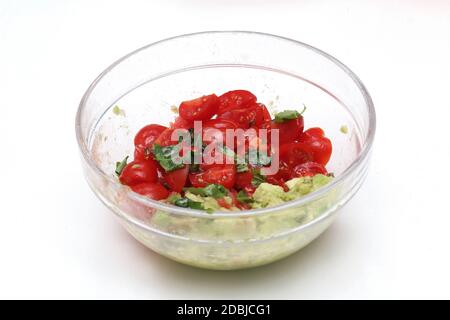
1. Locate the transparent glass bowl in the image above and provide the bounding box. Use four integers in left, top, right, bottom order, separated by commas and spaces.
75, 31, 375, 270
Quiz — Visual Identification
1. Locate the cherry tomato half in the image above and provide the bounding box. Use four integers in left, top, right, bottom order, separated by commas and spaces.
278, 142, 314, 168
217, 104, 264, 129
189, 164, 236, 189
234, 168, 253, 190
217, 90, 257, 114
130, 182, 170, 200
271, 115, 304, 145
291, 161, 328, 178
119, 159, 158, 186
163, 165, 189, 193
154, 128, 178, 147
171, 116, 194, 130
134, 124, 167, 160
179, 94, 219, 121
298, 128, 332, 166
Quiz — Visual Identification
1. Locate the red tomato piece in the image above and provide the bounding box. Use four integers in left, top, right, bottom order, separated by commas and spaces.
217, 108, 252, 129
130, 182, 170, 200
291, 161, 328, 178
247, 103, 265, 127
200, 148, 234, 171
189, 165, 236, 189
259, 103, 271, 123
154, 128, 178, 147
162, 165, 189, 192
266, 159, 291, 182
217, 198, 232, 209
271, 115, 304, 145
171, 116, 194, 130
298, 128, 332, 166
179, 94, 219, 121
234, 168, 253, 190
265, 176, 289, 192
134, 124, 167, 160
278, 142, 314, 168
202, 119, 238, 131
119, 159, 158, 186
243, 185, 256, 196
218, 90, 257, 114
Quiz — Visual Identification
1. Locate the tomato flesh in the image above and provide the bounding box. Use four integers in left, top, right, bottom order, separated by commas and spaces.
298, 128, 332, 166
291, 161, 328, 178
218, 90, 257, 114
131, 182, 170, 200
179, 94, 219, 121
163, 165, 189, 193
271, 116, 304, 145
120, 159, 158, 186
134, 124, 167, 160
189, 165, 236, 189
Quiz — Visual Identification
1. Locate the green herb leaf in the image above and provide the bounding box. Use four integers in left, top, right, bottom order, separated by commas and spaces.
236, 163, 249, 173
153, 144, 184, 172
251, 168, 266, 187
184, 184, 228, 199
115, 156, 129, 176
274, 110, 300, 123
173, 197, 205, 210
237, 190, 254, 203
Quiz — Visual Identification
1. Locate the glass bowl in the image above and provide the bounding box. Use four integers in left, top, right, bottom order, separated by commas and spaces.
75, 31, 375, 270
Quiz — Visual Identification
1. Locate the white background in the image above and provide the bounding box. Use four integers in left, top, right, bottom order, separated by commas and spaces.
1, 0, 450, 299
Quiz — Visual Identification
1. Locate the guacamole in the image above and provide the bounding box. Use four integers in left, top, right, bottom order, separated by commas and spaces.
167, 174, 332, 211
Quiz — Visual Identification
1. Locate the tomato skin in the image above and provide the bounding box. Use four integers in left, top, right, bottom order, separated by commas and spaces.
130, 182, 170, 200
265, 176, 289, 192
217, 108, 252, 129
234, 169, 253, 190
133, 124, 167, 160
119, 159, 158, 186
134, 124, 167, 149
154, 128, 178, 147
298, 128, 332, 166
271, 116, 304, 145
171, 116, 194, 130
189, 165, 236, 189
266, 159, 291, 182
162, 165, 189, 192
179, 94, 219, 121
278, 142, 314, 167
247, 103, 265, 127
291, 161, 328, 178
202, 119, 238, 131
259, 103, 271, 123
218, 90, 257, 114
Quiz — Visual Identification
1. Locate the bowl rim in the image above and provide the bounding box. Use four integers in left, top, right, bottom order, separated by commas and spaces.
75, 30, 376, 219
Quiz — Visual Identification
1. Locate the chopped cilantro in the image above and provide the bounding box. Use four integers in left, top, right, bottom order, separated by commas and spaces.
251, 168, 266, 187
274, 106, 306, 123
173, 197, 205, 211
237, 190, 254, 203
152, 144, 184, 172
184, 184, 228, 199
236, 163, 249, 173
115, 156, 128, 176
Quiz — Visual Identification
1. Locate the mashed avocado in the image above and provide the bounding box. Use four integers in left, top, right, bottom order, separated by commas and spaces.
171, 174, 332, 210
184, 192, 238, 212
147, 172, 334, 248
